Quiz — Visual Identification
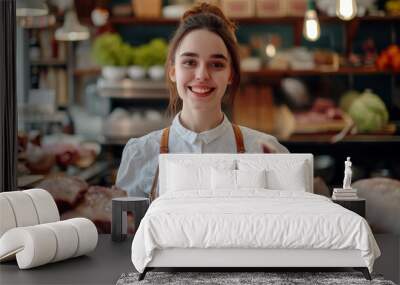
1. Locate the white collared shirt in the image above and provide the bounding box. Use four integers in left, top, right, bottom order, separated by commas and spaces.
116, 113, 289, 197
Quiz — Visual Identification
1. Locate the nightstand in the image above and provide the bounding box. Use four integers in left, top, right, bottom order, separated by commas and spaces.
332, 198, 366, 218
111, 197, 149, 242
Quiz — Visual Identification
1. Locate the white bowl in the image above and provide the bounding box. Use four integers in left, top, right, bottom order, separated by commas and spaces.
162, 5, 188, 19
127, 65, 146, 80
148, 65, 165, 81
101, 66, 127, 81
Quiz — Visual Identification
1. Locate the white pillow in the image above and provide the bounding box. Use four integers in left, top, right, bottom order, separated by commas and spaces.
211, 168, 267, 190
238, 159, 307, 192
268, 165, 307, 192
237, 169, 267, 189
167, 163, 207, 191
211, 168, 236, 190
167, 160, 235, 192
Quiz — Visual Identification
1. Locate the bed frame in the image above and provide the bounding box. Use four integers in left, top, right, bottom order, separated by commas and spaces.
139, 248, 371, 280
138, 154, 372, 281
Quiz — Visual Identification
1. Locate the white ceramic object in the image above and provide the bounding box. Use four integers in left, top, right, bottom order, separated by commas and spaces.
101, 66, 127, 81
148, 65, 165, 81
162, 5, 188, 19
103, 108, 133, 138
127, 65, 146, 80
240, 57, 262, 71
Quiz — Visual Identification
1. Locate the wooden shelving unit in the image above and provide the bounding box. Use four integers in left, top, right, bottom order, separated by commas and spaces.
31, 59, 67, 67
109, 15, 400, 25
96, 78, 168, 99
108, 15, 400, 47
83, 13, 399, 149
73, 66, 395, 77
73, 67, 101, 77
98, 133, 400, 146
243, 66, 395, 77
283, 134, 400, 143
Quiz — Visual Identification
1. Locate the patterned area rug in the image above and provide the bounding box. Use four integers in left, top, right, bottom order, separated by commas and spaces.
116, 271, 396, 285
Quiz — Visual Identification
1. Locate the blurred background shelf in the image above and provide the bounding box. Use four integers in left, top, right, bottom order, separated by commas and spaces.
17, 161, 110, 189
284, 134, 400, 143
99, 133, 400, 147
243, 66, 396, 77
96, 78, 169, 99
16, 0, 400, 189
73, 67, 101, 77
31, 60, 67, 67
74, 67, 396, 78
109, 16, 400, 25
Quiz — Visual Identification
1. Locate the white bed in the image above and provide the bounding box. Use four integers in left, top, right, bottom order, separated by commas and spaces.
131, 154, 380, 280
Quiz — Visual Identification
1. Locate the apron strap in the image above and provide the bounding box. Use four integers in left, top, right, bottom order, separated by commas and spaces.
149, 127, 170, 202
159, 127, 170, 154
232, 124, 245, 153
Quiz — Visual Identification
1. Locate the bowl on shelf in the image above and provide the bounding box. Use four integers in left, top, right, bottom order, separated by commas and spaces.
162, 5, 188, 18
127, 65, 146, 80
148, 65, 165, 81
101, 66, 127, 81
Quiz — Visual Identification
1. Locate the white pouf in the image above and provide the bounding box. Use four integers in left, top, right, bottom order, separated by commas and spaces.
0, 189, 98, 269
0, 196, 17, 237
0, 226, 57, 269
1, 191, 39, 227
0, 218, 98, 269
23, 188, 60, 224
66, 218, 98, 257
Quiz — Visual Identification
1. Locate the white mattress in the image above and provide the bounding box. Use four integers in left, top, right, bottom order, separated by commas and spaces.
131, 190, 380, 273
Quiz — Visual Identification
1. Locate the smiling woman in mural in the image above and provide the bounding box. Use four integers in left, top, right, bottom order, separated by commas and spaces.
116, 3, 288, 199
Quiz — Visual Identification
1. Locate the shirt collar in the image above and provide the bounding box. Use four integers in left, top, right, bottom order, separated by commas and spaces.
171, 112, 231, 144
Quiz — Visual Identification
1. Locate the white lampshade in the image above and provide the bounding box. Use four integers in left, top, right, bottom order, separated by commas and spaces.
16, 0, 48, 17
55, 9, 90, 41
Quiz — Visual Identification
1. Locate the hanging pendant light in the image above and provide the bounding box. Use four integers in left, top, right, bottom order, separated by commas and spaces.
303, 0, 321, 42
16, 0, 48, 17
336, 0, 357, 21
55, 9, 90, 41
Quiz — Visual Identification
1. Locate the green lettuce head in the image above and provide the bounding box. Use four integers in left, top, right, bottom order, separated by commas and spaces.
92, 33, 133, 66
340, 90, 360, 113
348, 89, 389, 133
134, 38, 168, 68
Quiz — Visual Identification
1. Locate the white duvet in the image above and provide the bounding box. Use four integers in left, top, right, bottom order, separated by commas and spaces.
131, 190, 380, 273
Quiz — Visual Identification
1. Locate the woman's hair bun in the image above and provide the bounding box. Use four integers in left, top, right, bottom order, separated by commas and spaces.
182, 2, 237, 33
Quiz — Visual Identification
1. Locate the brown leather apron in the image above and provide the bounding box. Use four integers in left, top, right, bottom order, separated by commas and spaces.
149, 124, 245, 202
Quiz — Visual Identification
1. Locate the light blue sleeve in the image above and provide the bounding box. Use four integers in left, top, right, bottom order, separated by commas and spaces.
240, 126, 289, 153
116, 135, 160, 197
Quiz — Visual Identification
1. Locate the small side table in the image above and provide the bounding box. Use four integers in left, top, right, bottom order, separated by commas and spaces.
332, 198, 366, 218
112, 197, 149, 242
